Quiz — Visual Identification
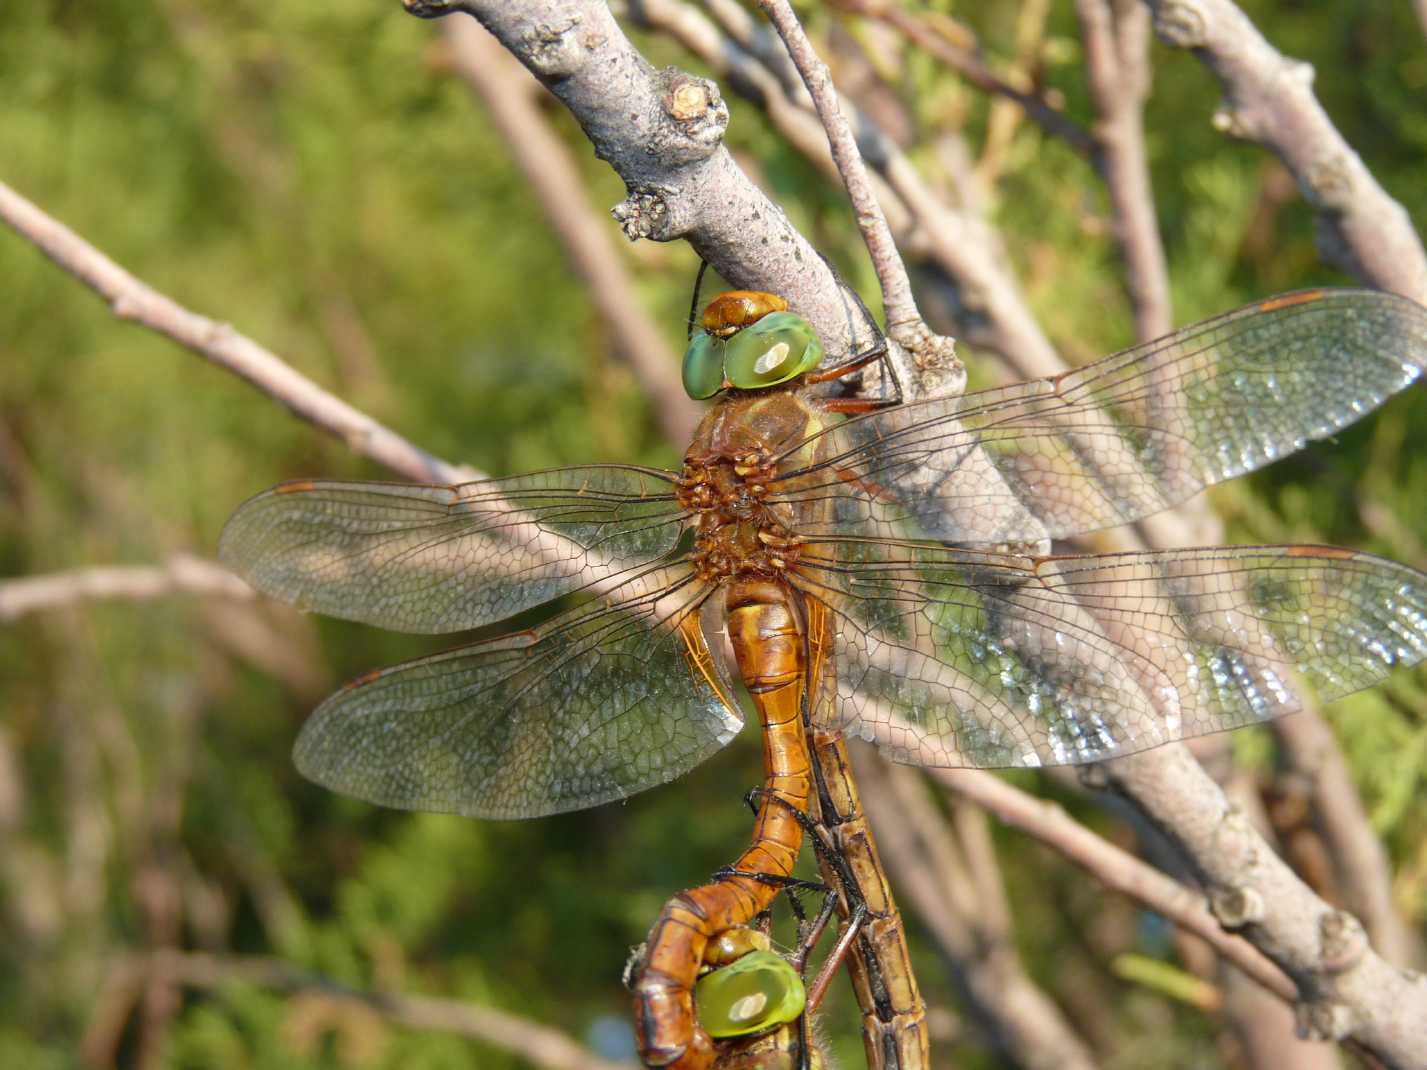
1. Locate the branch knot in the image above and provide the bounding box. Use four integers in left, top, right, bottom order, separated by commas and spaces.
1151, 0, 1209, 49
521, 16, 589, 79
613, 186, 677, 242
1294, 999, 1354, 1042
402, 0, 462, 20
658, 71, 729, 154
1209, 885, 1264, 929
1317, 909, 1367, 974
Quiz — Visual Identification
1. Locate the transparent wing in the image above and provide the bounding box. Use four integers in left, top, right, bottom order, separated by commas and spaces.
775, 290, 1427, 544
293, 567, 743, 818
793, 543, 1427, 768
220, 465, 685, 633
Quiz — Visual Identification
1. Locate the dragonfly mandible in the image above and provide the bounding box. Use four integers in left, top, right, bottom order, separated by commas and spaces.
221, 286, 1427, 1069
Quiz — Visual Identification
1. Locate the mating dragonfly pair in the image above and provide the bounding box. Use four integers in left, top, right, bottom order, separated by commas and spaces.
222, 286, 1427, 1070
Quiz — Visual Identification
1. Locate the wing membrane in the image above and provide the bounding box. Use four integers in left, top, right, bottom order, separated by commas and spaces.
219, 466, 685, 633
775, 290, 1427, 543
793, 542, 1427, 768
293, 566, 743, 818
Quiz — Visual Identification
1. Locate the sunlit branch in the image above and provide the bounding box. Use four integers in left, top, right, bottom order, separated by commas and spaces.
753, 0, 956, 379
1075, 0, 1172, 343
1103, 744, 1425, 1063
0, 555, 253, 622
1214, 772, 1347, 1067
404, 0, 872, 366
0, 180, 474, 487
1145, 0, 1427, 303
925, 761, 1297, 1001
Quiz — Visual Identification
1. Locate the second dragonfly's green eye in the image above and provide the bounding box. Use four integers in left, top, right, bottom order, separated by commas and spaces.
723, 312, 822, 390
693, 949, 806, 1038
682, 330, 725, 400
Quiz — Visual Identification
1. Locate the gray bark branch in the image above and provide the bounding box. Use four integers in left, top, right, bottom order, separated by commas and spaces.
407, 0, 882, 363
1146, 0, 1427, 303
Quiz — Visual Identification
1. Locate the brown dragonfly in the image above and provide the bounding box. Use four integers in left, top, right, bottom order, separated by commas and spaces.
222, 287, 1427, 1070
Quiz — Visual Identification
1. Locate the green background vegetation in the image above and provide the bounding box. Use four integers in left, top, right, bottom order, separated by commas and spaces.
2, 2, 1425, 1068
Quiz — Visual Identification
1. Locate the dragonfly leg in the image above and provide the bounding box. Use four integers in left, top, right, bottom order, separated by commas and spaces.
710, 867, 827, 897
745, 786, 866, 912
788, 889, 839, 977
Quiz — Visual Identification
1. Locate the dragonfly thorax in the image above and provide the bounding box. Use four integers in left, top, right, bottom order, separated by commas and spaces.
678, 450, 803, 583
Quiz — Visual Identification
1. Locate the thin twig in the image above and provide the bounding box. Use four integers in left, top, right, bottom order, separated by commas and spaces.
82, 950, 634, 1070
753, 1, 923, 341
835, 1, 1094, 158
926, 764, 1295, 1002
0, 180, 474, 486
1075, 0, 1172, 342
0, 555, 253, 622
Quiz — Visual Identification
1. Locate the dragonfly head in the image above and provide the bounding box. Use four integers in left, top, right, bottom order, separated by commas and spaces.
683, 291, 824, 400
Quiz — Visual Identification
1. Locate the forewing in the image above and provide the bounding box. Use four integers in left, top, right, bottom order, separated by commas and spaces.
776, 290, 1427, 544
220, 466, 684, 633
293, 567, 744, 818
795, 543, 1427, 768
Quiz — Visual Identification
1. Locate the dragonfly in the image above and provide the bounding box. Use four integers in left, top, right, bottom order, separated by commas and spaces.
221, 286, 1427, 1070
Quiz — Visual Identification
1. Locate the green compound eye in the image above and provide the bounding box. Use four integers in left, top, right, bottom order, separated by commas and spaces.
722, 312, 822, 390
693, 949, 806, 1038
681, 330, 725, 400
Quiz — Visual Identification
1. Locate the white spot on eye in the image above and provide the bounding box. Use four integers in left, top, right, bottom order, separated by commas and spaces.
753, 342, 790, 375
728, 992, 768, 1023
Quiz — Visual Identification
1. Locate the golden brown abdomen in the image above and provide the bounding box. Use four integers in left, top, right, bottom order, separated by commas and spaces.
632, 579, 814, 1069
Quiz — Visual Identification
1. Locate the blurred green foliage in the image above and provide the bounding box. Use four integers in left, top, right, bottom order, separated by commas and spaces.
1, 2, 1425, 1069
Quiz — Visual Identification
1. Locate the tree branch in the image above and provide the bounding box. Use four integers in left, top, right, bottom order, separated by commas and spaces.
753, 2, 921, 343
0, 180, 473, 486
0, 556, 253, 622
1146, 0, 1427, 303
922, 763, 1295, 1002
1076, 0, 1172, 342
1103, 745, 1427, 1065
405, 0, 882, 365
833, 0, 1096, 158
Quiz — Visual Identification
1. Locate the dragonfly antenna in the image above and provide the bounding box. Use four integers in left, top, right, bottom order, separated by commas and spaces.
688, 259, 712, 339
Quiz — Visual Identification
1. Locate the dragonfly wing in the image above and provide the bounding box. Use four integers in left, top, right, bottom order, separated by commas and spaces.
220, 465, 685, 633
293, 568, 744, 818
800, 543, 1427, 768
776, 290, 1427, 544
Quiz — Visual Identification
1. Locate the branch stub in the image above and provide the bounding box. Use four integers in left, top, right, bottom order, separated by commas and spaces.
1152, 0, 1209, 48
1294, 999, 1355, 1042
1209, 885, 1265, 929
613, 186, 676, 242
1317, 910, 1368, 974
